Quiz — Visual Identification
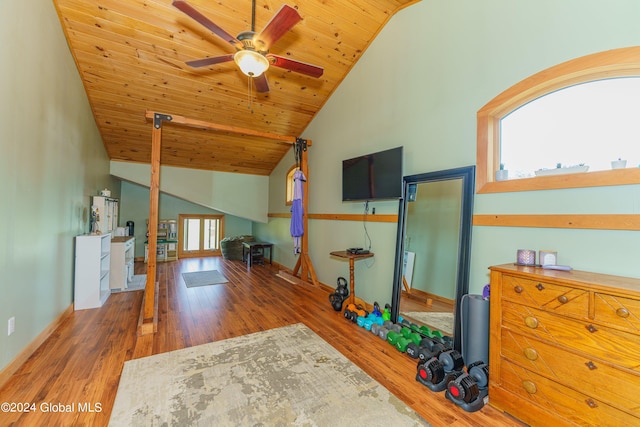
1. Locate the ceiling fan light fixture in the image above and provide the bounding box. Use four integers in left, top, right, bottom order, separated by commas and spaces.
234, 50, 269, 77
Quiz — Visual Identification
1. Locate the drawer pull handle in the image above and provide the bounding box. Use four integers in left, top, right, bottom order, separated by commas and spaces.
514, 286, 523, 294
585, 361, 598, 370
616, 307, 630, 318
524, 348, 538, 360
557, 295, 568, 304
525, 316, 539, 329
585, 399, 598, 409
522, 380, 537, 394
586, 324, 598, 333
536, 283, 545, 291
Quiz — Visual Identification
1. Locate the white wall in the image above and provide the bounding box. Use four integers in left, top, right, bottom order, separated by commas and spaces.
260, 0, 640, 306
110, 161, 269, 223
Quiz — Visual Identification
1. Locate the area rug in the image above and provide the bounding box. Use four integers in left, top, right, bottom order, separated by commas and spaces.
109, 323, 429, 426
402, 311, 454, 335
182, 270, 228, 288
111, 274, 146, 293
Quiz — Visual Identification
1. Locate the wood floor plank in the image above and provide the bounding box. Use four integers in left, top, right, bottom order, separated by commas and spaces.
0, 257, 524, 427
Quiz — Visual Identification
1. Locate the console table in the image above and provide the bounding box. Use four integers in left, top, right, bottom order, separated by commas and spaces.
330, 251, 374, 305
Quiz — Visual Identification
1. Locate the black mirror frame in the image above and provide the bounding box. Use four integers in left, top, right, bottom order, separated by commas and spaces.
391, 165, 475, 352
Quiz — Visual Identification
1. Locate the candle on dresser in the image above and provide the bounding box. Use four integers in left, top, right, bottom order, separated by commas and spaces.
516, 249, 536, 266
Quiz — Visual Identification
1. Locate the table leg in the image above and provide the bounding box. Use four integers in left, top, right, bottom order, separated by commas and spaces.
349, 258, 355, 304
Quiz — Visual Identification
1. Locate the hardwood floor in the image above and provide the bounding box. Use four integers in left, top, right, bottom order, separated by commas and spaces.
0, 257, 524, 426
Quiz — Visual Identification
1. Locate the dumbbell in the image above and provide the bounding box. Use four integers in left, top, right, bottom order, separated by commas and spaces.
343, 304, 367, 323
395, 332, 422, 352
445, 361, 489, 412
363, 313, 382, 331
370, 317, 385, 335
415, 349, 465, 392
406, 337, 447, 360
378, 320, 394, 340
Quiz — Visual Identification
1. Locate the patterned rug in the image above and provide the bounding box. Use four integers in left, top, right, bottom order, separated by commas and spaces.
182, 270, 228, 288
402, 311, 454, 335
109, 324, 429, 426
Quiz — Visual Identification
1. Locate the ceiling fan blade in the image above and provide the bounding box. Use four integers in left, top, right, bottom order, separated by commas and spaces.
186, 54, 234, 68
172, 0, 242, 50
257, 5, 302, 49
253, 74, 270, 93
268, 54, 324, 78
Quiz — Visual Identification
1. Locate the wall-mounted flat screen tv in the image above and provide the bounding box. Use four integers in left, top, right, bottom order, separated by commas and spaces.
342, 146, 403, 202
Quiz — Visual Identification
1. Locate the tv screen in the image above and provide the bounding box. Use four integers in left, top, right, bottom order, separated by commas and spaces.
342, 146, 403, 201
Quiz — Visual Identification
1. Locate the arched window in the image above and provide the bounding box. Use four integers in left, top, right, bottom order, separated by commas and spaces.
285, 165, 299, 206
477, 46, 640, 193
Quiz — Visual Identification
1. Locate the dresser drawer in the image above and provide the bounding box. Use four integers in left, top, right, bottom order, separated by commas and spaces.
500, 328, 640, 416
501, 274, 589, 320
594, 293, 640, 334
496, 358, 640, 426
502, 300, 640, 369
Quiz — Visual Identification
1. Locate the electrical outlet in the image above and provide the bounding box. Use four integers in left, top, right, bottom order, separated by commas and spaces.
8, 317, 15, 336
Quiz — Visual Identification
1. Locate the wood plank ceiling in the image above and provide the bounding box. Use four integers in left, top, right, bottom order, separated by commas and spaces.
53, 0, 418, 175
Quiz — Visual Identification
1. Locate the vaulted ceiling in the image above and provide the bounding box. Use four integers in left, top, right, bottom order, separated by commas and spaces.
53, 0, 418, 175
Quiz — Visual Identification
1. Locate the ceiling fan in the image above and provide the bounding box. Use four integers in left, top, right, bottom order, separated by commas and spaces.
172, 0, 324, 93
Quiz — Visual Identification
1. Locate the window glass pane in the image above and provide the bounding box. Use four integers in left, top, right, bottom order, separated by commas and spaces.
500, 77, 640, 179
183, 218, 200, 251
203, 219, 219, 250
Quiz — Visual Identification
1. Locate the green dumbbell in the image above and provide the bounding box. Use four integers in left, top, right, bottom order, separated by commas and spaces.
395, 336, 411, 352
419, 325, 432, 337
386, 330, 401, 346
401, 327, 412, 338
409, 332, 423, 345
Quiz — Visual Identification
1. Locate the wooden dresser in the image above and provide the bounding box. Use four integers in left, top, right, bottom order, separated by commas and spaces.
489, 263, 640, 426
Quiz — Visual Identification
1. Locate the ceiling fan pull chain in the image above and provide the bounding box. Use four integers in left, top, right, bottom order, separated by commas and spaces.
247, 75, 254, 114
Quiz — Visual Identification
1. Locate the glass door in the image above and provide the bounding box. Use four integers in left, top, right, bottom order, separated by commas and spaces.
178, 214, 224, 258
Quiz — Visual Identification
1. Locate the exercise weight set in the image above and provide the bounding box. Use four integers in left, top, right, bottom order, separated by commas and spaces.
328, 277, 349, 311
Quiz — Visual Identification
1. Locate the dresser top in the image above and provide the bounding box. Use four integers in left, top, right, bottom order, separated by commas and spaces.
490, 263, 640, 296
111, 236, 134, 243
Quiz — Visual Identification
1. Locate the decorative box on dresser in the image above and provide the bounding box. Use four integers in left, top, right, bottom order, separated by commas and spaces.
489, 263, 640, 426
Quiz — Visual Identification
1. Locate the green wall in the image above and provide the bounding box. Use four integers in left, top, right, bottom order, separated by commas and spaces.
0, 0, 118, 371
119, 181, 253, 258
260, 0, 640, 306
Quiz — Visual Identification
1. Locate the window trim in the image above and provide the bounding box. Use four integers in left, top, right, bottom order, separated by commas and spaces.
476, 46, 640, 194
177, 214, 224, 258
285, 165, 299, 206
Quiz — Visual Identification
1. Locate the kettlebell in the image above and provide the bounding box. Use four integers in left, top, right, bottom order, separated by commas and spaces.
329, 292, 345, 311
336, 277, 349, 298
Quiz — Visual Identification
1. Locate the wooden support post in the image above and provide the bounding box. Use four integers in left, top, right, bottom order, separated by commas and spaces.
140, 112, 169, 335
297, 139, 319, 287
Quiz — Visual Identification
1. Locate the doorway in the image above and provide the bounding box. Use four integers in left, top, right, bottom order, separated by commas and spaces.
178, 214, 225, 258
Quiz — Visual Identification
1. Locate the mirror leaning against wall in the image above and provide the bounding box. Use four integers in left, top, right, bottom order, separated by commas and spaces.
391, 166, 475, 353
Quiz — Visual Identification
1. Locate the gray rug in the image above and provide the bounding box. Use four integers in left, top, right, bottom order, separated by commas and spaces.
109, 323, 429, 426
111, 274, 146, 293
402, 311, 454, 335
182, 270, 228, 288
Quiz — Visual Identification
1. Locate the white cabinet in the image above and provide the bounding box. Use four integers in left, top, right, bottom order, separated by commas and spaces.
91, 196, 119, 234
74, 233, 111, 310
110, 236, 135, 290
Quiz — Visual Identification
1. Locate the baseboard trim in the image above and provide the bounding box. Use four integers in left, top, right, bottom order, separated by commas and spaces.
0, 304, 74, 389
